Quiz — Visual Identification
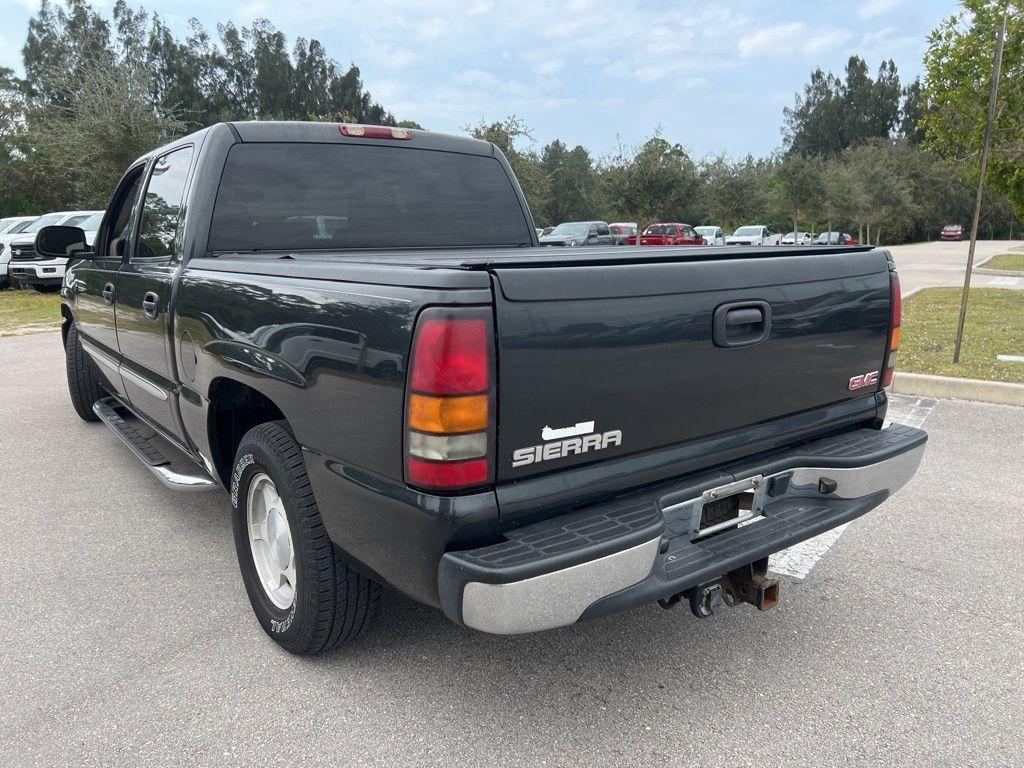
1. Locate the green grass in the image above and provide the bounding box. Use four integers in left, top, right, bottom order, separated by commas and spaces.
0, 288, 62, 336
900, 288, 1024, 384
982, 253, 1024, 272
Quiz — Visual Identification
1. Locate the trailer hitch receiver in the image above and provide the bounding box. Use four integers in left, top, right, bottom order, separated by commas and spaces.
723, 557, 780, 612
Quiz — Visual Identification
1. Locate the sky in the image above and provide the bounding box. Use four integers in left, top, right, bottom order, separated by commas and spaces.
0, 0, 961, 159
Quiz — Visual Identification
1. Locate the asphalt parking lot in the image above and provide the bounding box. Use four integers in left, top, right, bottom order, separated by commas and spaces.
1, 331, 1022, 767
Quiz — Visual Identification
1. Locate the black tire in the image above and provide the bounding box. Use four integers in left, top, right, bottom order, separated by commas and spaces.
231, 421, 380, 655
65, 323, 103, 422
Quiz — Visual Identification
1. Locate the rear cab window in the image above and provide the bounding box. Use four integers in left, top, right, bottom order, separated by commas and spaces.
208, 143, 532, 253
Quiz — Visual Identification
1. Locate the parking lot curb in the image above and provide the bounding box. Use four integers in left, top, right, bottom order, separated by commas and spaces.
974, 267, 1024, 277
891, 372, 1024, 406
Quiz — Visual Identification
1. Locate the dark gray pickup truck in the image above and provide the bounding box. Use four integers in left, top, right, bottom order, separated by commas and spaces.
41, 121, 925, 655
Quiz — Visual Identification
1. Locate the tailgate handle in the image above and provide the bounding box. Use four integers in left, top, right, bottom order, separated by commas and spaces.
713, 301, 771, 348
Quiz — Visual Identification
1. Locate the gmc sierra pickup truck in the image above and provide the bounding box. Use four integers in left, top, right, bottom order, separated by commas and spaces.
41, 122, 926, 655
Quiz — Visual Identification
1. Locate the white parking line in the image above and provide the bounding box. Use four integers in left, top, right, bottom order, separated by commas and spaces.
768, 395, 936, 579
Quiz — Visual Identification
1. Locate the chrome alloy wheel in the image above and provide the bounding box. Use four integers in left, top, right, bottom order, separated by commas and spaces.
246, 472, 296, 610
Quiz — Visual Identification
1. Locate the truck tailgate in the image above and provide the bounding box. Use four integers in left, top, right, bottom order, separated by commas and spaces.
491, 249, 893, 482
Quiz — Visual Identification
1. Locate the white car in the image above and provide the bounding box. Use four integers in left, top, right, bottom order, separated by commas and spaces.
694, 225, 725, 246
7, 210, 102, 292
0, 216, 41, 289
725, 225, 780, 247
781, 231, 813, 245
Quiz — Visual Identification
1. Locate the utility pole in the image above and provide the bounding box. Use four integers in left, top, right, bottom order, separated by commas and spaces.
953, 12, 1006, 364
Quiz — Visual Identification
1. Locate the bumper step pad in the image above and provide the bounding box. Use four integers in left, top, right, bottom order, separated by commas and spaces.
445, 497, 664, 583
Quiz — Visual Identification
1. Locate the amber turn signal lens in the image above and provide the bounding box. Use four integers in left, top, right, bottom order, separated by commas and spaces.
408, 394, 488, 434
890, 326, 901, 350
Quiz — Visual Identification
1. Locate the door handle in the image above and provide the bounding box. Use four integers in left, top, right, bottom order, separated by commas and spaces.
713, 301, 772, 348
142, 291, 160, 319
102, 282, 115, 304
725, 307, 763, 326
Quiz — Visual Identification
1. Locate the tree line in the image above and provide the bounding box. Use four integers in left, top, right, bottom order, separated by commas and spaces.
0, 0, 1020, 244
0, 0, 409, 212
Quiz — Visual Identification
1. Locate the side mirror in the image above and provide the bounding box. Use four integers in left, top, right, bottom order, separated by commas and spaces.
35, 225, 92, 260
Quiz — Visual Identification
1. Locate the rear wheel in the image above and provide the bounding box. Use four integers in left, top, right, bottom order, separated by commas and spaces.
231, 421, 380, 655
64, 323, 103, 422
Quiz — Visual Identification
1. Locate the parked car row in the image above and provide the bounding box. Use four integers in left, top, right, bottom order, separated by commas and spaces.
536, 220, 865, 249
0, 210, 103, 291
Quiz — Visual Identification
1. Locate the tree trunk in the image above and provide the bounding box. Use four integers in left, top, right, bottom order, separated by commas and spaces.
793, 213, 798, 244
876, 227, 883, 246
859, 223, 864, 244
827, 218, 832, 240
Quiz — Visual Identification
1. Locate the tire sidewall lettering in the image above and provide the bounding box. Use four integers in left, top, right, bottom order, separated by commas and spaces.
231, 453, 256, 508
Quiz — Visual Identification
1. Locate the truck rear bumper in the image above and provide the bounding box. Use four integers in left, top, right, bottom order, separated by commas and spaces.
439, 424, 926, 634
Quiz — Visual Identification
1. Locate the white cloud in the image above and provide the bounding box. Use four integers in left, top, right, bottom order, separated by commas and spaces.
859, 0, 903, 19
738, 23, 805, 58
360, 37, 417, 70
860, 25, 918, 54
738, 23, 852, 59
416, 18, 445, 41
805, 27, 855, 55
454, 69, 501, 88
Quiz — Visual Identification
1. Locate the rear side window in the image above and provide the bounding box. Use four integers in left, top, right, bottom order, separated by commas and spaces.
208, 143, 532, 252
138, 146, 194, 260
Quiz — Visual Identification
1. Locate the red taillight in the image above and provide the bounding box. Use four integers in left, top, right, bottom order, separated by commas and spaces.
405, 307, 494, 492
407, 458, 490, 489
881, 271, 901, 388
409, 316, 489, 394
339, 124, 412, 140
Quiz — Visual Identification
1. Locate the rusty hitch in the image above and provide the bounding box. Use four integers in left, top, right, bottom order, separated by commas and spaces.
723, 557, 780, 612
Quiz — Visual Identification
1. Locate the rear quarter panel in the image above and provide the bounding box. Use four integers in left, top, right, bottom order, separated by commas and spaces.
173, 267, 489, 481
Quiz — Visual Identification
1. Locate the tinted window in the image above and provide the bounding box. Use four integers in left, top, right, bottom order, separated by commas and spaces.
597, 223, 610, 236
138, 146, 193, 260
9, 220, 34, 234
63, 215, 90, 227
208, 143, 531, 252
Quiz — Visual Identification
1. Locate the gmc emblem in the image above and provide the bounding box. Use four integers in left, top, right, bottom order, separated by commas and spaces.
848, 371, 880, 391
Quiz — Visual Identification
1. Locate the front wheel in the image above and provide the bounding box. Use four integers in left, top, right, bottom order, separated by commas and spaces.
64, 322, 103, 421
231, 421, 380, 654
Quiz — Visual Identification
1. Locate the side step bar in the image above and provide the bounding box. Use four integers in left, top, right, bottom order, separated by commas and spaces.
93, 398, 219, 492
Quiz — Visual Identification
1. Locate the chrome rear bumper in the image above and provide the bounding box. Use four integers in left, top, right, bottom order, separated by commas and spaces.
442, 425, 926, 635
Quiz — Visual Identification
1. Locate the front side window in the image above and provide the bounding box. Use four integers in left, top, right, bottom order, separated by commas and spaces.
208, 143, 532, 252
137, 146, 194, 260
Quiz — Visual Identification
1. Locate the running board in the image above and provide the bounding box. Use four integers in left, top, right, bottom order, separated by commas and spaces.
92, 398, 219, 492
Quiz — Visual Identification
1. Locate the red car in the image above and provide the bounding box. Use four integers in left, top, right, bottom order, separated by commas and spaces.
637, 223, 704, 246
940, 224, 963, 241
